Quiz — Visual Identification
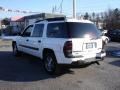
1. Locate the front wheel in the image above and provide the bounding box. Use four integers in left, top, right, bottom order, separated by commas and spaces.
43, 52, 60, 75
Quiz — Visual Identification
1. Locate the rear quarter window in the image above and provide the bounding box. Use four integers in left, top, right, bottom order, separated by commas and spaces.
47, 23, 68, 38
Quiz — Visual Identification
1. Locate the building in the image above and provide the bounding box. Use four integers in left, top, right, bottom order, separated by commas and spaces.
9, 13, 64, 35
10, 16, 24, 35
23, 13, 64, 27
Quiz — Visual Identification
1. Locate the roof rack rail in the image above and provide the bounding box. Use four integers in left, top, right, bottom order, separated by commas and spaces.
46, 17, 66, 22
35, 17, 66, 23
35, 20, 44, 23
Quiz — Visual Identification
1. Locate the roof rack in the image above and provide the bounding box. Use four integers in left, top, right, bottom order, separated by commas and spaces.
35, 17, 66, 23
46, 17, 66, 21
35, 20, 44, 23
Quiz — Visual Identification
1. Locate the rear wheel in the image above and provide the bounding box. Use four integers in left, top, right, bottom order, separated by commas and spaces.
43, 52, 60, 75
13, 43, 21, 56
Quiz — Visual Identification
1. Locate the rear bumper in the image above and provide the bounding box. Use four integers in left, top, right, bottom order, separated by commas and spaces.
59, 58, 103, 67
96, 51, 106, 59
71, 51, 106, 65
71, 57, 102, 65
57, 51, 106, 65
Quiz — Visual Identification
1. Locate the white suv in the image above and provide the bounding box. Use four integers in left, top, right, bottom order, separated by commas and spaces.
12, 17, 106, 74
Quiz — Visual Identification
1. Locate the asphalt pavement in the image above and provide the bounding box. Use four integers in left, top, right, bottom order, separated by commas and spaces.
0, 40, 120, 90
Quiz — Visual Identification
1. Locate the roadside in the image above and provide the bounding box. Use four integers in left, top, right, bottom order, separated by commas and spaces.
0, 39, 12, 51
105, 42, 120, 57
105, 42, 120, 51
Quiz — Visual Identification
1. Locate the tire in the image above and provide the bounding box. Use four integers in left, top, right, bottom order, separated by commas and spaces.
12, 43, 21, 57
43, 52, 60, 75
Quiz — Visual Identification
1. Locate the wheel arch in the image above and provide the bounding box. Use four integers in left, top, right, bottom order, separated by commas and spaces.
43, 48, 55, 57
42, 48, 57, 61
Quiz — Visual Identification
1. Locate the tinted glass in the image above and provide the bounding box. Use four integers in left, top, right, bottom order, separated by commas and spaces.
22, 25, 33, 37
67, 22, 101, 38
32, 24, 44, 37
47, 22, 101, 38
47, 23, 68, 38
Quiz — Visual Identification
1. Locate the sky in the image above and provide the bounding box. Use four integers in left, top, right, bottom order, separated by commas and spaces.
0, 0, 120, 18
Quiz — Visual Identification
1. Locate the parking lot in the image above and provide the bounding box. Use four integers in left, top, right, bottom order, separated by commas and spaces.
0, 39, 120, 90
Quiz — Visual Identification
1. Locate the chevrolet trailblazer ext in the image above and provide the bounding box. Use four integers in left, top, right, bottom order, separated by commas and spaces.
12, 17, 106, 74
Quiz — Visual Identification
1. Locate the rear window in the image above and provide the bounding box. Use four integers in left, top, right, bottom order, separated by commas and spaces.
67, 22, 101, 38
47, 22, 101, 38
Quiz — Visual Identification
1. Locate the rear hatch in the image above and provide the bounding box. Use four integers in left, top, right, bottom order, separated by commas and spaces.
47, 22, 102, 58
71, 38, 102, 56
66, 22, 102, 57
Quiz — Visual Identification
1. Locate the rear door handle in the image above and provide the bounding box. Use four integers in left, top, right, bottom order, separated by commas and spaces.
38, 40, 41, 43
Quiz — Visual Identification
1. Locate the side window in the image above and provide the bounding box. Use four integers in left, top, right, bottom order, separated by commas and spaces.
47, 23, 67, 38
32, 24, 44, 37
22, 25, 33, 37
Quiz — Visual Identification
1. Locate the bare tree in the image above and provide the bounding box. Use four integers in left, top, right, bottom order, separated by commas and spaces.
1, 18, 10, 25
103, 8, 120, 30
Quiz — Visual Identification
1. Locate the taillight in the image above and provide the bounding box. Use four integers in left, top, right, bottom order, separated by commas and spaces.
63, 41, 72, 58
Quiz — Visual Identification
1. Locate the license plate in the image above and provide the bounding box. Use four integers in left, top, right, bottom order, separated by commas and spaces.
86, 42, 96, 49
